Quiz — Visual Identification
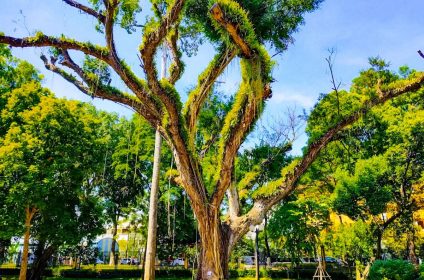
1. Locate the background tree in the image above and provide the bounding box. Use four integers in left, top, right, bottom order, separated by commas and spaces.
98, 114, 154, 265
0, 44, 44, 265
1, 1, 423, 278
268, 193, 330, 263
306, 61, 424, 261
0, 94, 105, 280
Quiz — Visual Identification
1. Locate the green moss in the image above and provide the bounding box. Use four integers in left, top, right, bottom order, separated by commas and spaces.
252, 178, 284, 199
140, 18, 160, 51
213, 55, 267, 184
209, 0, 258, 49
160, 80, 193, 152
183, 46, 233, 118
281, 158, 300, 178
237, 168, 260, 191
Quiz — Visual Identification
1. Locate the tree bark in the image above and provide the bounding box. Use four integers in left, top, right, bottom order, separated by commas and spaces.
195, 211, 233, 280
29, 245, 55, 280
264, 216, 271, 264
144, 128, 162, 280
0, 238, 11, 264
19, 207, 36, 280
109, 219, 118, 266
407, 230, 418, 265
375, 231, 382, 260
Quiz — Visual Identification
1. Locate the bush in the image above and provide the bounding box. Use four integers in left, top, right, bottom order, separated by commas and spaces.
0, 268, 52, 276
59, 268, 193, 278
368, 260, 417, 280
56, 266, 348, 279
418, 264, 424, 280
60, 269, 98, 278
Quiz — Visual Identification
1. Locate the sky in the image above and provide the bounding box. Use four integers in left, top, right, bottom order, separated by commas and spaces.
0, 0, 423, 153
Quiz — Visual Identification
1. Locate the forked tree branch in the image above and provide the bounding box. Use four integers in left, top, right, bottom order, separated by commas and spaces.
183, 47, 237, 132
40, 51, 159, 124
140, 0, 185, 65
0, 33, 162, 127
0, 34, 109, 60
211, 83, 272, 207
64, 0, 157, 116
208, 2, 273, 208
139, 0, 210, 211
231, 72, 424, 239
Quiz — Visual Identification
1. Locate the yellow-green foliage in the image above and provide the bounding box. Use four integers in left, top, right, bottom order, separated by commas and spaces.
281, 158, 300, 178
165, 168, 179, 178
252, 178, 285, 199
252, 159, 300, 199
307, 68, 424, 145
237, 168, 260, 196
140, 0, 182, 52
220, 56, 264, 141
250, 159, 301, 199
140, 18, 160, 51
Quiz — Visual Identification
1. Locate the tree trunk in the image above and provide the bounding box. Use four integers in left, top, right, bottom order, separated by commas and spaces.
375, 231, 382, 260
264, 216, 271, 265
407, 230, 418, 265
142, 239, 147, 269
109, 220, 118, 266
196, 214, 232, 280
19, 207, 36, 280
29, 245, 55, 280
0, 238, 11, 264
144, 128, 162, 280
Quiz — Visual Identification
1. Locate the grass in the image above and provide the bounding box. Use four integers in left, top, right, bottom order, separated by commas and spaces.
1, 278, 301, 280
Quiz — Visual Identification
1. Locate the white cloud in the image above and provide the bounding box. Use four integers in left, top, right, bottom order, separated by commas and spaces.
271, 90, 316, 109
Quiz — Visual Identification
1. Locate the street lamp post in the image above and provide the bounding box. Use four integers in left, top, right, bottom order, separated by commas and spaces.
250, 224, 263, 280
255, 225, 260, 280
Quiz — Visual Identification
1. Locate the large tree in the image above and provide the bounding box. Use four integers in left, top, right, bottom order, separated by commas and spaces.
1, 1, 423, 279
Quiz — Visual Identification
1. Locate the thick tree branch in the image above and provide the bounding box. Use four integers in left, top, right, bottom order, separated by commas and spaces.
166, 28, 184, 85
381, 210, 403, 231
231, 72, 424, 239
40, 52, 159, 125
183, 47, 237, 132
227, 183, 240, 218
211, 80, 272, 207
0, 33, 109, 60
140, 0, 184, 65
210, 3, 252, 58
104, 0, 119, 58
62, 0, 106, 24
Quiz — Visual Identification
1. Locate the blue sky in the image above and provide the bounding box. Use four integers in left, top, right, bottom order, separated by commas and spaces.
1, 0, 423, 153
